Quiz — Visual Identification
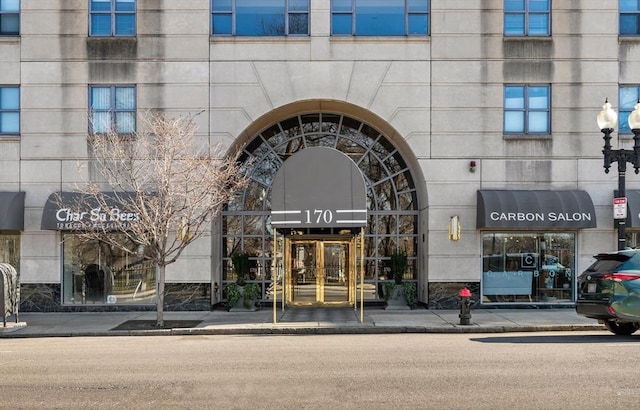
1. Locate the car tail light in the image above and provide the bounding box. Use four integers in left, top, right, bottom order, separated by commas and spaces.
599, 273, 640, 282
608, 306, 617, 316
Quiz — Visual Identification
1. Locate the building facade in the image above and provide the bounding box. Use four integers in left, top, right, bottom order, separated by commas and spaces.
1, 1, 638, 311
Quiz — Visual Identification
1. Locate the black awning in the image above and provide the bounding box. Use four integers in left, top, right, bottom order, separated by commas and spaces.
622, 190, 640, 228
477, 190, 596, 229
271, 147, 367, 229
41, 192, 138, 231
0, 192, 25, 230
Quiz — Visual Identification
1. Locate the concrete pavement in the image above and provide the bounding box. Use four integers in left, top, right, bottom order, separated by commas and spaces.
0, 306, 606, 337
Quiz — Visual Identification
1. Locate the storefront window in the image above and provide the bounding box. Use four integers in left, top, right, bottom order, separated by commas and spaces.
481, 232, 575, 303
62, 234, 155, 305
0, 233, 20, 270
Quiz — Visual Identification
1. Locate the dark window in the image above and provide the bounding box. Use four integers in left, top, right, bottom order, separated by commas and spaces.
0, 86, 19, 135
504, 0, 550, 36
620, 0, 640, 35
332, 0, 429, 36
0, 0, 19, 35
90, 0, 136, 36
89, 85, 136, 134
211, 0, 309, 36
504, 84, 550, 135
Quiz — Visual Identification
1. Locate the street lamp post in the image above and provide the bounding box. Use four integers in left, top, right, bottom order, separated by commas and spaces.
598, 99, 640, 250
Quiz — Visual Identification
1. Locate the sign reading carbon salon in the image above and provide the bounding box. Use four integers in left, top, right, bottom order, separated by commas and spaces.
476, 190, 597, 229
41, 192, 139, 231
270, 147, 367, 229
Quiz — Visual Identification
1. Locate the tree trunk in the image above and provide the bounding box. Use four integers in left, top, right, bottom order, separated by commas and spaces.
156, 264, 165, 327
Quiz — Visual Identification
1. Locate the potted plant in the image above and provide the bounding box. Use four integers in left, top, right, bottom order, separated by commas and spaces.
224, 252, 261, 311
382, 249, 416, 309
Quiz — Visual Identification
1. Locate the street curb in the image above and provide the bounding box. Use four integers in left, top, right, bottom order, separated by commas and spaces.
0, 324, 605, 338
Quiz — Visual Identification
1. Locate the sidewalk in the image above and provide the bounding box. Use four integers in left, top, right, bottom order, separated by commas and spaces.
0, 307, 605, 338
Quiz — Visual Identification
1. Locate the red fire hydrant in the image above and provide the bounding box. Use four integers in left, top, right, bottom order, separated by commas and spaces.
458, 287, 472, 325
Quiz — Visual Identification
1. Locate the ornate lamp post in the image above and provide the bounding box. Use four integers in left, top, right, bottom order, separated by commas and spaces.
598, 99, 640, 250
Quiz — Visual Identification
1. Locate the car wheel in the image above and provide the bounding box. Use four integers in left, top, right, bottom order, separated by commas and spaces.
603, 320, 640, 336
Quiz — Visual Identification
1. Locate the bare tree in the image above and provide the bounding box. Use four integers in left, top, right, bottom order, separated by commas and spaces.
66, 112, 248, 327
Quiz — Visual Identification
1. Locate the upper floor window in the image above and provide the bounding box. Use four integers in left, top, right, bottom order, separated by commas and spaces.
211, 0, 309, 36
0, 86, 19, 135
0, 0, 19, 35
620, 0, 640, 35
89, 85, 136, 134
332, 0, 429, 36
504, 85, 550, 135
504, 0, 550, 36
619, 85, 639, 134
90, 0, 136, 36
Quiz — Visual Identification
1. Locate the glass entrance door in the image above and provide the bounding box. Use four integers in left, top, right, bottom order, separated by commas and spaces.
288, 239, 352, 306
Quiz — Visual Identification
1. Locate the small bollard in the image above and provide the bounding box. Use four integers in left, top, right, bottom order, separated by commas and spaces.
458, 287, 472, 325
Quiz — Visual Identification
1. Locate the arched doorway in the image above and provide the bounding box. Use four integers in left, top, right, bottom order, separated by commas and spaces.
221, 112, 420, 305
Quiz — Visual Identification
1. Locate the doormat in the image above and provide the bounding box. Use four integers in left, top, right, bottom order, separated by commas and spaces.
110, 320, 202, 331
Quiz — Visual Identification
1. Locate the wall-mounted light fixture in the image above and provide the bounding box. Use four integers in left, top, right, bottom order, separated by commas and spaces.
469, 160, 477, 173
448, 215, 461, 241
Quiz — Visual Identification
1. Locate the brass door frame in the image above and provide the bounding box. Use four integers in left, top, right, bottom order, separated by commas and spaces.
285, 236, 356, 307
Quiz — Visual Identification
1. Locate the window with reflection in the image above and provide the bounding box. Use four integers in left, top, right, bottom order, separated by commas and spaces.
504, 0, 550, 37
212, 0, 309, 36
62, 233, 155, 305
482, 232, 575, 304
332, 0, 429, 36
0, 86, 19, 135
0, 0, 19, 35
620, 0, 640, 36
90, 0, 136, 36
222, 113, 419, 300
0, 233, 20, 271
504, 84, 550, 135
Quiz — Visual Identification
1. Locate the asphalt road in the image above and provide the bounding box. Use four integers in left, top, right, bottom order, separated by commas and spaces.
0, 332, 638, 409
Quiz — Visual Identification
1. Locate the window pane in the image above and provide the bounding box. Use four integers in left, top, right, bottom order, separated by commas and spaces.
408, 0, 428, 12
505, 112, 524, 133
0, 14, 19, 34
115, 14, 135, 35
620, 0, 640, 12
528, 112, 549, 133
116, 0, 136, 11
620, 15, 640, 35
0, 87, 19, 109
505, 86, 524, 109
92, 112, 111, 133
90, 0, 111, 11
529, 0, 549, 11
212, 0, 233, 11
0, 112, 19, 133
1, 0, 20, 11
91, 15, 112, 35
90, 87, 111, 110
289, 0, 309, 11
115, 87, 135, 109
528, 86, 549, 109
504, 0, 525, 11
289, 13, 308, 35
332, 13, 352, 35
116, 112, 135, 133
356, 0, 404, 36
620, 111, 632, 134
408, 14, 428, 35
504, 14, 525, 35
212, 14, 232, 34
332, 0, 352, 12
620, 86, 639, 109
236, 0, 284, 36
529, 14, 549, 35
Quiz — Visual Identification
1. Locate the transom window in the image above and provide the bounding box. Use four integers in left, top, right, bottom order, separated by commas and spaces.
222, 113, 419, 299
504, 0, 550, 36
211, 0, 309, 36
504, 85, 551, 135
89, 85, 136, 134
332, 0, 429, 36
621, 0, 640, 35
619, 85, 640, 134
0, 0, 19, 35
90, 0, 136, 36
0, 86, 19, 135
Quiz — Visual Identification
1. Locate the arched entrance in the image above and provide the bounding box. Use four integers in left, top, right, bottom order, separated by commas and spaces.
221, 111, 420, 306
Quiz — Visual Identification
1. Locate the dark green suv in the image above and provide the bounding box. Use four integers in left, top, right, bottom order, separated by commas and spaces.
576, 249, 640, 335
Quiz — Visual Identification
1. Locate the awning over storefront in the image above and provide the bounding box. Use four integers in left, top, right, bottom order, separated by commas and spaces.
477, 190, 596, 229
621, 190, 640, 228
41, 192, 139, 231
271, 147, 367, 229
0, 192, 25, 230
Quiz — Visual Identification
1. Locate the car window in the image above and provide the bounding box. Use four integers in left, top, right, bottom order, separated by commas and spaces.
586, 255, 633, 273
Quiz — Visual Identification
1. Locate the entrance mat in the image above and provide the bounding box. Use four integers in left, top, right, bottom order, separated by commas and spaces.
110, 320, 202, 331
